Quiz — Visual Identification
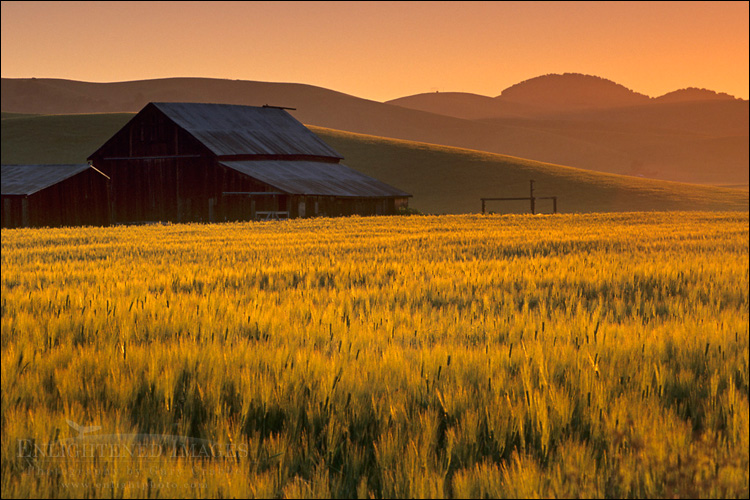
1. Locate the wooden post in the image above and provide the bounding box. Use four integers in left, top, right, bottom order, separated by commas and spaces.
529, 180, 535, 215
176, 165, 181, 222
21, 197, 29, 227
3, 198, 11, 227
552, 197, 557, 214
481, 198, 486, 214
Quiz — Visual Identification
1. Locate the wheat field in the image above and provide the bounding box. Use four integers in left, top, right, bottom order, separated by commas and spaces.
1, 212, 748, 498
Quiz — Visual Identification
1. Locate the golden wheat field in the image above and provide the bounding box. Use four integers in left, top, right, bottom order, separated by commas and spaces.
1, 212, 748, 498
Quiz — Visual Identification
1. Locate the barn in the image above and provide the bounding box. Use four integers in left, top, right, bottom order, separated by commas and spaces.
1, 164, 111, 228
88, 102, 411, 223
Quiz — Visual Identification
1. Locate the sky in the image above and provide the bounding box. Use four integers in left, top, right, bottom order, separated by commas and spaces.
1, 1, 748, 101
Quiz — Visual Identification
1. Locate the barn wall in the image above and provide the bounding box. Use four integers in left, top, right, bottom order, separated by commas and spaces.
93, 150, 410, 223
96, 158, 287, 223
1, 196, 24, 228
99, 157, 212, 223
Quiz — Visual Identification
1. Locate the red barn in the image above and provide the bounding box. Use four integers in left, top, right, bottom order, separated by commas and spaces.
88, 102, 411, 223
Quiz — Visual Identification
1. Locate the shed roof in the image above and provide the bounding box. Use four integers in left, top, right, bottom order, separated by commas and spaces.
1, 164, 103, 196
220, 160, 411, 198
152, 102, 343, 159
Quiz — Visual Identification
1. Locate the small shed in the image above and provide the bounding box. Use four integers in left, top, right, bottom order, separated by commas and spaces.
1, 164, 111, 228
88, 102, 411, 223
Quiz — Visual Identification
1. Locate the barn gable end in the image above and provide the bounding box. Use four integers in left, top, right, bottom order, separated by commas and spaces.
89, 103, 212, 162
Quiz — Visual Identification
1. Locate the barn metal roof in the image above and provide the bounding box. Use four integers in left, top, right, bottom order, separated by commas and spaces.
220, 161, 411, 198
152, 102, 343, 159
1, 164, 102, 196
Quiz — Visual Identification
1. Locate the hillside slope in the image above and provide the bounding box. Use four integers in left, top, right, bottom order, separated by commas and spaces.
385, 92, 543, 120
0, 112, 134, 164
311, 127, 748, 214
2, 112, 746, 214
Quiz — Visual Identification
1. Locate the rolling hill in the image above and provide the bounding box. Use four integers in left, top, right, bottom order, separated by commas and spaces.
2, 111, 747, 214
654, 87, 740, 103
387, 74, 747, 124
388, 75, 749, 187
385, 92, 544, 120
495, 73, 652, 113
2, 75, 747, 186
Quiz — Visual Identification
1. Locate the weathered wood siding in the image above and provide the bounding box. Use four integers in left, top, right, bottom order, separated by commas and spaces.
1, 169, 110, 228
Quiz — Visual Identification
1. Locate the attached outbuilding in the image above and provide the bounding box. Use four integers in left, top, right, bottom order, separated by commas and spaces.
1, 164, 111, 228
88, 102, 411, 223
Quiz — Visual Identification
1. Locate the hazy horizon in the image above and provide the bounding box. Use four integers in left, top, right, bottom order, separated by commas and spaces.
2, 1, 748, 102
2, 72, 748, 104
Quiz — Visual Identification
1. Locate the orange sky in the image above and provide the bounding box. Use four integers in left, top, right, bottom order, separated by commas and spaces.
1, 1, 748, 101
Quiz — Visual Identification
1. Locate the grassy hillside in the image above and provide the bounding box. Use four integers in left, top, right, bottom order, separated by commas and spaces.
311, 127, 748, 214
1, 111, 133, 164
387, 96, 749, 185
2, 112, 747, 214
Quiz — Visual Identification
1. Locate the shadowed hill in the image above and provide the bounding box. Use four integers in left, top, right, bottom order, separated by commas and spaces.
495, 73, 651, 112
654, 87, 740, 103
2, 111, 746, 214
540, 99, 749, 136
386, 76, 749, 186
385, 92, 544, 120
311, 127, 748, 214
386, 72, 656, 120
387, 93, 749, 179
476, 99, 749, 185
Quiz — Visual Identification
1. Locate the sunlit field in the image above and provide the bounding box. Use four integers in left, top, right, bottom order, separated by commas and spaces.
1, 212, 748, 498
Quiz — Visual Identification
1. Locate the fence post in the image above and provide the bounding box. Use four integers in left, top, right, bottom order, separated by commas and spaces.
529, 180, 535, 215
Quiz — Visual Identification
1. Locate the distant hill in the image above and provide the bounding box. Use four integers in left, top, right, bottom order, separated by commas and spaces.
2, 75, 748, 186
2, 111, 747, 214
0, 77, 379, 115
386, 74, 748, 186
385, 92, 544, 120
387, 73, 746, 123
495, 73, 652, 113
654, 87, 740, 103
